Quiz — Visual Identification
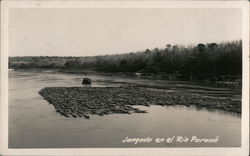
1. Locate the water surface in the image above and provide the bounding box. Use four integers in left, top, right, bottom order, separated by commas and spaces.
9, 70, 241, 148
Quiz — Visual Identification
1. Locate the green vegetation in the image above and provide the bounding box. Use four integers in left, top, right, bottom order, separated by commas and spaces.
9, 40, 242, 82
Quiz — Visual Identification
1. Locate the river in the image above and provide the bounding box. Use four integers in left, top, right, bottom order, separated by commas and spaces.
8, 70, 241, 148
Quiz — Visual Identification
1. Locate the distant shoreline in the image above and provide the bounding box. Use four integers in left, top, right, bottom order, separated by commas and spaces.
8, 41, 242, 88
9, 68, 242, 89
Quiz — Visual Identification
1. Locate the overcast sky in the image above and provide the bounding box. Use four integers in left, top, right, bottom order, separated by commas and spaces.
9, 8, 242, 56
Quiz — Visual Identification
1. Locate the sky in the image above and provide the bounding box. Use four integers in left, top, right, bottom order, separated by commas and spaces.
9, 8, 242, 56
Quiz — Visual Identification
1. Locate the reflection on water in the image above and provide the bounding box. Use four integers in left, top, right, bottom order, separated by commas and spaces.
9, 70, 241, 148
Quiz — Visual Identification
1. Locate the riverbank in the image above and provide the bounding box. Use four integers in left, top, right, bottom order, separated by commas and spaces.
10, 68, 242, 89
39, 86, 241, 119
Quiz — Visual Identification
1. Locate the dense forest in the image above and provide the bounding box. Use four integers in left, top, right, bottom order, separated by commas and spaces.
9, 40, 242, 82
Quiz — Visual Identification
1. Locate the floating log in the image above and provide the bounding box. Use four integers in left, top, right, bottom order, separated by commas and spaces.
83, 114, 90, 119
71, 113, 77, 118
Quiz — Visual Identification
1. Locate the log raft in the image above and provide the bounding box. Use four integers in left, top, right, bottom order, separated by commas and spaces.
39, 87, 241, 119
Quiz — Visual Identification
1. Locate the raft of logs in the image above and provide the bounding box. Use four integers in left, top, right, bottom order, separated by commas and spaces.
39, 87, 241, 119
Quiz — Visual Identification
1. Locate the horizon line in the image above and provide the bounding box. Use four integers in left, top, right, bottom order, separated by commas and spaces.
9, 39, 242, 57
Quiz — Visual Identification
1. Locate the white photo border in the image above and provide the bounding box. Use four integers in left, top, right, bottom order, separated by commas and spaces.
1, 1, 249, 156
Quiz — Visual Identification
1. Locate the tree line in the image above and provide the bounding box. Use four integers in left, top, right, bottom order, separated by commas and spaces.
9, 40, 242, 81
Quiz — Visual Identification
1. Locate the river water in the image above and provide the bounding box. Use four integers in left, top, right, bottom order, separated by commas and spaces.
9, 70, 241, 148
